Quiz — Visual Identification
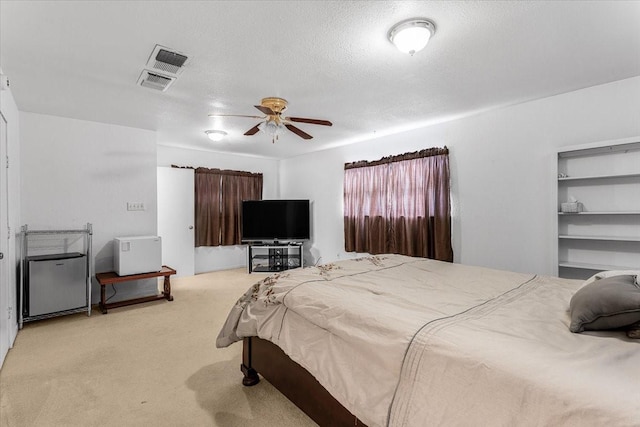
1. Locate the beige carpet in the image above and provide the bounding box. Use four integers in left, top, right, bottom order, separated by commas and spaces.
0, 269, 317, 427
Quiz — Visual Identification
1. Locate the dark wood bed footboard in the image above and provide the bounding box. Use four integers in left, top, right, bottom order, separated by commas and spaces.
242, 336, 368, 427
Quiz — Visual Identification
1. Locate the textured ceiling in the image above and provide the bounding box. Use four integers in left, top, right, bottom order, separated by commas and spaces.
1, 1, 639, 159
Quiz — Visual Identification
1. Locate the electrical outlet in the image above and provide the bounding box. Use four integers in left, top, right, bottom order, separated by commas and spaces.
127, 202, 145, 211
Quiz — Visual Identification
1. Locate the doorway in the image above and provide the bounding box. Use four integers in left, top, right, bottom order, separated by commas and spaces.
0, 112, 9, 366
157, 167, 195, 277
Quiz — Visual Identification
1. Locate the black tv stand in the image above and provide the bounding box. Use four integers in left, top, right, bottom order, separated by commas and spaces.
248, 243, 303, 274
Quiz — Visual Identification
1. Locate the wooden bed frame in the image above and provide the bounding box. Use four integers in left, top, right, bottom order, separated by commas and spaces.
241, 336, 367, 426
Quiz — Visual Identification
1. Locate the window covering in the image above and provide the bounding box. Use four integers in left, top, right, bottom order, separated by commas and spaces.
343, 147, 452, 261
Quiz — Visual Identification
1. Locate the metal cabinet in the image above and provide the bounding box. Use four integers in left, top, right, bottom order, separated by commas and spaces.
27, 253, 87, 316
19, 224, 92, 327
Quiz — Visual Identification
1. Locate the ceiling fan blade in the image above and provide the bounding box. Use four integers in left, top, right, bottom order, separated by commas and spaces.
286, 117, 332, 126
254, 105, 276, 115
208, 114, 264, 119
244, 124, 261, 136
285, 124, 313, 140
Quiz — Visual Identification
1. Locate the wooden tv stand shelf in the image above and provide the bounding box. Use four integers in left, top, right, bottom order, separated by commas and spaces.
95, 265, 176, 314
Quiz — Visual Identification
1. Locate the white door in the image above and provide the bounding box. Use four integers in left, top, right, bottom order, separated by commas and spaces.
0, 113, 9, 366
157, 167, 195, 277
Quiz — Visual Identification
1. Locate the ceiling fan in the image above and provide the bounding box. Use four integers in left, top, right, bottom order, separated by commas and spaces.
209, 97, 332, 143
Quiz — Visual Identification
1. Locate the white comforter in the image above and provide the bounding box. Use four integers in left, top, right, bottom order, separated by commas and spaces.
217, 255, 640, 427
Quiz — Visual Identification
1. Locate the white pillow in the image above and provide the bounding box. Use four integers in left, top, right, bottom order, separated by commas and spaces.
582, 270, 640, 288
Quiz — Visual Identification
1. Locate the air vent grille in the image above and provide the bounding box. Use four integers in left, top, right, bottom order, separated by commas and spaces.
154, 49, 188, 74
137, 44, 189, 92
145, 45, 189, 77
137, 70, 175, 92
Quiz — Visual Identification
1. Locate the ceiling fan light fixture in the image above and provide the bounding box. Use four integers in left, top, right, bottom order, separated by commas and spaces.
388, 18, 436, 56
205, 130, 227, 142
212, 97, 332, 143
259, 119, 286, 142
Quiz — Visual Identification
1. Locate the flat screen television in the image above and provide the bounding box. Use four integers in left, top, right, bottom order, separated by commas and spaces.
241, 199, 310, 242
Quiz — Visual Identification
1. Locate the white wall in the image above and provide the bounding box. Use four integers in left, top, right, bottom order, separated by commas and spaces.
157, 145, 280, 273
0, 83, 21, 365
280, 76, 640, 276
18, 75, 639, 292
20, 112, 158, 302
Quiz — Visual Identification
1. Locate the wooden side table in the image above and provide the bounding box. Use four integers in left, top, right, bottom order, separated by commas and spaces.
95, 265, 176, 314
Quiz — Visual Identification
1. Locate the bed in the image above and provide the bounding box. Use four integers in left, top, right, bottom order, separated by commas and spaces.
216, 255, 640, 427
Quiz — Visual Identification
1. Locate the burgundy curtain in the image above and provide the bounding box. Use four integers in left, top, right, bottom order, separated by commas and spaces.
343, 147, 453, 261
195, 169, 222, 247
194, 168, 262, 247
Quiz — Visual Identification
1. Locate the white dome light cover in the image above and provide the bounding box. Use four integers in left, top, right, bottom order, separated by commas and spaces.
205, 130, 227, 141
388, 19, 436, 56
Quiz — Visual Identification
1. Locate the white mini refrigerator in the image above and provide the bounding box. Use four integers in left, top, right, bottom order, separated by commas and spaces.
114, 236, 162, 276
27, 253, 87, 316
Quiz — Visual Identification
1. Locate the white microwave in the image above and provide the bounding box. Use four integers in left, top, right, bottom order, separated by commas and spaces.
114, 236, 162, 276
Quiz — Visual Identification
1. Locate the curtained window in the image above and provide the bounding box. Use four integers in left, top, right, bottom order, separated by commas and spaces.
343, 147, 453, 261
194, 167, 263, 247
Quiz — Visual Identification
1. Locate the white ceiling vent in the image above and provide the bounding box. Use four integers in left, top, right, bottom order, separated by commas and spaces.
137, 70, 176, 92
145, 44, 189, 77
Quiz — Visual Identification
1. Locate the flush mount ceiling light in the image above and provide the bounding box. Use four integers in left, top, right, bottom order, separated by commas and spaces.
388, 18, 436, 56
205, 130, 227, 142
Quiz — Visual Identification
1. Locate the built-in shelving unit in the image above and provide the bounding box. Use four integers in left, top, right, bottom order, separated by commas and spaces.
554, 137, 640, 279
248, 243, 303, 274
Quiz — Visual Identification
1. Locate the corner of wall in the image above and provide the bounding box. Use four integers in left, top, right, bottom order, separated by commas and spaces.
1, 84, 22, 361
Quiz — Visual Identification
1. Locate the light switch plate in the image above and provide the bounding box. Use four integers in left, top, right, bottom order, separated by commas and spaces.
127, 202, 145, 211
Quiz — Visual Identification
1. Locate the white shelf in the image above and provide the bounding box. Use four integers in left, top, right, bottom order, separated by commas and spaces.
558, 172, 640, 181
558, 261, 638, 271
558, 211, 640, 215
558, 235, 640, 242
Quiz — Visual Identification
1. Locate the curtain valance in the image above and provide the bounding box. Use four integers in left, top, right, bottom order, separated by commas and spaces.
172, 164, 262, 179
344, 147, 449, 170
